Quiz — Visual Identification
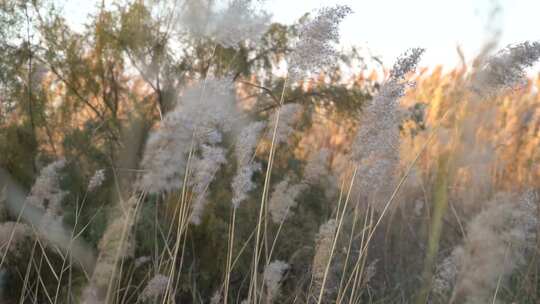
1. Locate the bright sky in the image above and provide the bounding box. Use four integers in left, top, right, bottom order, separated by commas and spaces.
60, 0, 540, 70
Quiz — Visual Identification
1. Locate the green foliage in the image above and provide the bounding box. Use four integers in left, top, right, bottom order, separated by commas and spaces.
0, 124, 38, 185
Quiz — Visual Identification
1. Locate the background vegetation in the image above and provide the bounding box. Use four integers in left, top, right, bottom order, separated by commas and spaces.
0, 0, 538, 303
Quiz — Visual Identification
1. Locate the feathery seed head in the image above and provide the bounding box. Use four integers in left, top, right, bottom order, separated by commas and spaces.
189, 144, 227, 225
138, 78, 238, 194
264, 260, 289, 303
88, 169, 106, 192
303, 148, 331, 185
269, 177, 306, 223
140, 274, 169, 301
26, 159, 67, 217
211, 0, 271, 49
231, 121, 266, 208
181, 0, 270, 49
288, 5, 352, 81
449, 191, 537, 303
312, 219, 338, 301
472, 41, 540, 97
235, 121, 266, 166
0, 222, 31, 258
352, 49, 424, 199
389, 48, 425, 81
